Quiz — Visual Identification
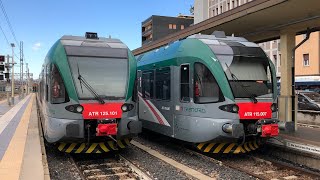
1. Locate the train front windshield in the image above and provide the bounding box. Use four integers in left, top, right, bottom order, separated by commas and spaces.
213, 45, 273, 98
69, 56, 128, 100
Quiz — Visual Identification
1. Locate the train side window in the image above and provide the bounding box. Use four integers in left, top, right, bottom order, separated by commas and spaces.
156, 67, 170, 100
142, 71, 154, 99
45, 65, 50, 102
51, 64, 68, 104
194, 62, 223, 103
180, 64, 190, 102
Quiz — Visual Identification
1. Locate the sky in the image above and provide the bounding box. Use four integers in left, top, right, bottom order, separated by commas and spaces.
0, 0, 194, 78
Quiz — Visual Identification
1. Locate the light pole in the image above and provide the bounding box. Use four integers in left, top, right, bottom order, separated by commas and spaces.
10, 43, 15, 105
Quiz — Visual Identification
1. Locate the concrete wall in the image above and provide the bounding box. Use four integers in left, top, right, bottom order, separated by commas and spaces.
297, 110, 320, 126
194, 0, 209, 24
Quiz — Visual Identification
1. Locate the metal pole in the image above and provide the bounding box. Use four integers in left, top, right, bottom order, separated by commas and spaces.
6, 55, 10, 106
19, 41, 22, 99
26, 63, 29, 94
10, 43, 15, 105
22, 41, 24, 97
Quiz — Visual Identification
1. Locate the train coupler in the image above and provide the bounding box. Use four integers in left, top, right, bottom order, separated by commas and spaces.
96, 119, 117, 136
256, 119, 279, 137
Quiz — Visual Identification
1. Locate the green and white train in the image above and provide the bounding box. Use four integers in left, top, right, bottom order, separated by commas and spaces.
37, 33, 141, 153
137, 32, 279, 153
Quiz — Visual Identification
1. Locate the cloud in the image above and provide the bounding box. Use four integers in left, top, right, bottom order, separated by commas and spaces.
32, 42, 41, 51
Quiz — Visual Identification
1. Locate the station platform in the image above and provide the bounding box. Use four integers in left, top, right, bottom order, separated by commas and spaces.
0, 94, 49, 180
267, 124, 320, 170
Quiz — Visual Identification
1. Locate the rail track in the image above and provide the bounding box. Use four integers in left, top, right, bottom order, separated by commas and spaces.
70, 153, 152, 180
186, 147, 320, 180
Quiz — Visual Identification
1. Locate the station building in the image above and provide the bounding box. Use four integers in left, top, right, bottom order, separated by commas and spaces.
141, 15, 194, 46
194, 0, 320, 80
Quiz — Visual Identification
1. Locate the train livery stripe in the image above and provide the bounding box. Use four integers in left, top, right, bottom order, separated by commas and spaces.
138, 94, 171, 127
86, 143, 98, 153
66, 143, 77, 153
99, 143, 110, 152
204, 143, 215, 152
75, 143, 86, 153
196, 140, 261, 154
223, 143, 236, 153
56, 138, 131, 153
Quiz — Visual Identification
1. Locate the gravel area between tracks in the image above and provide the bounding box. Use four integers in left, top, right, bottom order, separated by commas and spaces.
134, 132, 256, 180
121, 146, 196, 180
46, 144, 82, 180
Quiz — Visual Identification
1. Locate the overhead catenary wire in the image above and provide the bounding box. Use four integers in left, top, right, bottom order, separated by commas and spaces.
0, 0, 20, 48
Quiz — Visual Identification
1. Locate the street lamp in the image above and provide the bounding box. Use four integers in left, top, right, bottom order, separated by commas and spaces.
10, 43, 15, 105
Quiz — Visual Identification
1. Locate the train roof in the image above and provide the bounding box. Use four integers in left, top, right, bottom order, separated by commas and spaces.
137, 32, 262, 67
59, 35, 128, 58
60, 35, 128, 49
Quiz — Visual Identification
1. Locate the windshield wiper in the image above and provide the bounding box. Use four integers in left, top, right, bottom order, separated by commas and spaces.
77, 63, 105, 104
225, 63, 258, 103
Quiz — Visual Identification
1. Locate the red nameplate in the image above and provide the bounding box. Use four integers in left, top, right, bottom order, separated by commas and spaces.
237, 102, 272, 119
81, 103, 123, 119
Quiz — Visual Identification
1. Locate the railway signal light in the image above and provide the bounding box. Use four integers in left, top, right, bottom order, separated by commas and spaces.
4, 73, 9, 78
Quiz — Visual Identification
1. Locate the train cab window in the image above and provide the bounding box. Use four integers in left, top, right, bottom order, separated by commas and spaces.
156, 67, 170, 100
194, 63, 223, 103
142, 71, 154, 99
51, 65, 68, 104
180, 64, 190, 102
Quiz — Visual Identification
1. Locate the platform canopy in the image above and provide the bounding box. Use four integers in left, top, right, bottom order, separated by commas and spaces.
133, 0, 320, 55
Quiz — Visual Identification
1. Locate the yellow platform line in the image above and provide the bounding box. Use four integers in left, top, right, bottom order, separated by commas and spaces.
0, 94, 34, 180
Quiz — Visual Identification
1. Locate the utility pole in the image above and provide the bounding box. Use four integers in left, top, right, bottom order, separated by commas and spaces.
26, 63, 29, 94
6, 55, 10, 106
10, 43, 15, 105
19, 41, 23, 99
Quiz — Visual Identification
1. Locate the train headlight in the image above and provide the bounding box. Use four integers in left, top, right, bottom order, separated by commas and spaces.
219, 104, 239, 113
121, 103, 134, 112
121, 104, 128, 112
76, 105, 84, 113
271, 103, 277, 112
232, 105, 239, 113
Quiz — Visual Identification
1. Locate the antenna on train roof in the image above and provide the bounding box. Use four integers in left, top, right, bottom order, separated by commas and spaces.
212, 31, 226, 38
85, 32, 99, 39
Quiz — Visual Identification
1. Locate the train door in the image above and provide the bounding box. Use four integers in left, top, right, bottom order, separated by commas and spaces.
138, 67, 174, 137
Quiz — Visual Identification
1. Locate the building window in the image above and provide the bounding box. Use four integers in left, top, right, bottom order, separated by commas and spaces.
156, 67, 170, 100
303, 54, 310, 66
173, 24, 176, 29
181, 25, 185, 30
180, 64, 190, 102
169, 24, 173, 29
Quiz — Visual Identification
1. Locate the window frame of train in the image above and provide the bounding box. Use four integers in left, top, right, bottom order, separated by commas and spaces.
45, 64, 50, 102
193, 62, 224, 104
180, 64, 190, 103
155, 67, 171, 101
50, 64, 69, 104
141, 70, 155, 99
